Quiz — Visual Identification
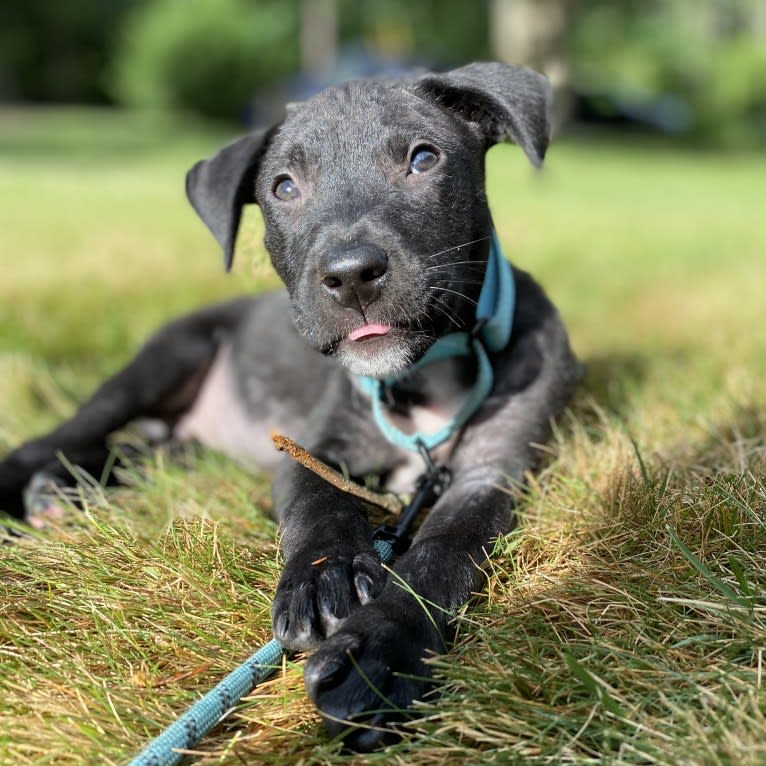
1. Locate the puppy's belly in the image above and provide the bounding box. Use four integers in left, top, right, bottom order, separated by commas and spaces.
174, 343, 289, 471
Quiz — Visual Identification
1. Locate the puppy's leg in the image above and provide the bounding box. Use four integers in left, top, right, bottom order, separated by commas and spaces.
271, 466, 388, 652
0, 298, 252, 520
270, 377, 400, 653
305, 476, 511, 750
304, 308, 578, 750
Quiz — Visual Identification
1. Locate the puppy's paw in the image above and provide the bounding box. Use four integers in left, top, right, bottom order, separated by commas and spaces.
304, 599, 444, 751
272, 547, 386, 651
24, 472, 67, 529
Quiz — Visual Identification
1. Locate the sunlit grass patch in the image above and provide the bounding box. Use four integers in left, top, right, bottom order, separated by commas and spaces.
398, 410, 766, 765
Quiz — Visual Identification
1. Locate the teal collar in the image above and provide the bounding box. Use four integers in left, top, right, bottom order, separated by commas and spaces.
356, 230, 515, 452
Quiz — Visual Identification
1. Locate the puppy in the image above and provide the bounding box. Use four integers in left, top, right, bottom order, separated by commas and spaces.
0, 63, 578, 750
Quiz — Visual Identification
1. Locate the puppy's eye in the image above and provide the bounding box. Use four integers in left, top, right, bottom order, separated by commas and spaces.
273, 176, 300, 201
408, 145, 440, 175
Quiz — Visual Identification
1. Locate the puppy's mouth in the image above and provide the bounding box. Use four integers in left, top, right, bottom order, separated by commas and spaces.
325, 321, 430, 378
347, 323, 392, 342
309, 281, 473, 378
316, 284, 469, 377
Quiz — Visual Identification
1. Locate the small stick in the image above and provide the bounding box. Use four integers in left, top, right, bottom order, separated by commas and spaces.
271, 433, 403, 514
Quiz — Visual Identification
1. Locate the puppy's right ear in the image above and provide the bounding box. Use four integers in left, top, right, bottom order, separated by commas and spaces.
185, 128, 273, 271
415, 63, 551, 168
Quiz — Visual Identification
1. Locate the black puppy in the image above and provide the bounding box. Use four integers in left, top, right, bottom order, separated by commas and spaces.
0, 63, 577, 749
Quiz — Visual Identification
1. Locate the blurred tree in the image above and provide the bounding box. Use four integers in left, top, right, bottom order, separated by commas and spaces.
489, 0, 573, 130
110, 0, 299, 120
2, 0, 763, 145
490, 0, 766, 146
344, 0, 490, 65
569, 0, 766, 145
301, 0, 338, 76
0, 0, 137, 102
110, 0, 490, 122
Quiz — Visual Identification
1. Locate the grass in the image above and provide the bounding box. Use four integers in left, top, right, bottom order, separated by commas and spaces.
0, 107, 765, 765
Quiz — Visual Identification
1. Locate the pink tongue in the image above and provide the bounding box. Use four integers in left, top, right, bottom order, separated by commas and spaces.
348, 323, 391, 341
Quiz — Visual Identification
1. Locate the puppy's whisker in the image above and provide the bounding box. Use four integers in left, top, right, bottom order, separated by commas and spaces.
423, 236, 490, 261
428, 301, 465, 330
429, 289, 464, 315
428, 287, 478, 307
429, 278, 485, 288
427, 256, 488, 265
424, 260, 488, 271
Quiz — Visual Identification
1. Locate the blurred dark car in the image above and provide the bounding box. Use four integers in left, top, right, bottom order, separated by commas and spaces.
573, 88, 693, 135
248, 44, 432, 128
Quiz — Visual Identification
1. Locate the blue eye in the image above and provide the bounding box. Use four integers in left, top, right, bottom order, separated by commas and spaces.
409, 145, 440, 174
273, 176, 300, 201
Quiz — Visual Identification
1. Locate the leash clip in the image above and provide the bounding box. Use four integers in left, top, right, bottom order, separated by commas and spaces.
416, 438, 451, 496
373, 441, 451, 556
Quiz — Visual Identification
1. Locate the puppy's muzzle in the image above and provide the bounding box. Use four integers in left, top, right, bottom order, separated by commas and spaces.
319, 243, 388, 310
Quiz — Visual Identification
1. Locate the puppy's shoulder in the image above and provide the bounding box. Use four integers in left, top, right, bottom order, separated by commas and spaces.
510, 266, 559, 331
498, 265, 578, 394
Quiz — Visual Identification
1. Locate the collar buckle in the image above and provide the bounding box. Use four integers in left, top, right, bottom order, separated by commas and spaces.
471, 317, 489, 344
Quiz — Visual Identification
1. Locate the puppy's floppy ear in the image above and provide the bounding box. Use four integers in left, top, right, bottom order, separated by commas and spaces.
185, 128, 274, 271
415, 62, 552, 167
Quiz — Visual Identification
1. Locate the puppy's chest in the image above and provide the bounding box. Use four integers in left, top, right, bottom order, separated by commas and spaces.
381, 359, 472, 494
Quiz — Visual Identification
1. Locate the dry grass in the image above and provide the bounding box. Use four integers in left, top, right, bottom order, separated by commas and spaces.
0, 110, 765, 765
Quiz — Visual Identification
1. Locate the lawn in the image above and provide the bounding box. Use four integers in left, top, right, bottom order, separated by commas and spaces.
0, 108, 764, 766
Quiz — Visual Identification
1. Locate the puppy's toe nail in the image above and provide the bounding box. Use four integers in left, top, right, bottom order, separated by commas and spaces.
344, 714, 402, 753
317, 578, 351, 622
23, 473, 66, 524
305, 653, 347, 695
273, 612, 290, 642
354, 573, 375, 604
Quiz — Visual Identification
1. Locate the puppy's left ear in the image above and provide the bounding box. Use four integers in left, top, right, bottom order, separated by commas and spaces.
415, 62, 552, 167
185, 128, 274, 271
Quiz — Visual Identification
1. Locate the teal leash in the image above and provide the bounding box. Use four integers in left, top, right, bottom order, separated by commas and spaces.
129, 638, 285, 766
129, 460, 449, 766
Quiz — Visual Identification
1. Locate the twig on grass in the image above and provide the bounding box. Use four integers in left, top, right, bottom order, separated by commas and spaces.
271, 432, 404, 514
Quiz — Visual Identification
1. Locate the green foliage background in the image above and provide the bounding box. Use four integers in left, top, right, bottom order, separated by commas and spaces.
1, 0, 764, 145
111, 0, 299, 119
570, 0, 766, 145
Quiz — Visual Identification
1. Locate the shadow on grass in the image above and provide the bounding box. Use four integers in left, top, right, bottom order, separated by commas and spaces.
576, 352, 652, 419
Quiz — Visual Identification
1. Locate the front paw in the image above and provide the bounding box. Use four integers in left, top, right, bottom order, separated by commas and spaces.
304, 599, 445, 751
23, 472, 67, 528
272, 547, 386, 652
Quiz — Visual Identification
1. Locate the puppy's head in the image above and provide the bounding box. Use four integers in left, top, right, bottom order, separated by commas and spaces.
187, 63, 550, 378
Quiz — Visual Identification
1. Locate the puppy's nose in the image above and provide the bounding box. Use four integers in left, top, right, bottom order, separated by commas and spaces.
319, 244, 388, 309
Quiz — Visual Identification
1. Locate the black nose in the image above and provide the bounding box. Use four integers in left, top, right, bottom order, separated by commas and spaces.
319, 244, 388, 309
